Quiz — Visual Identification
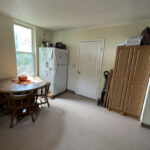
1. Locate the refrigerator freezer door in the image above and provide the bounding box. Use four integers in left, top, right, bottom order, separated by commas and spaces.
55, 48, 68, 65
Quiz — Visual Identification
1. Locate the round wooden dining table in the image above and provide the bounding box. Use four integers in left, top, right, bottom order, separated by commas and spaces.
0, 77, 49, 94
0, 77, 50, 128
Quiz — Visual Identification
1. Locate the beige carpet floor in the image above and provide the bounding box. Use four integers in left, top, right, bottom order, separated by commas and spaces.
0, 92, 150, 150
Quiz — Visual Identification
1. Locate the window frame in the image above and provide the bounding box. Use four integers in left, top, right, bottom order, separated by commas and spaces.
13, 21, 37, 77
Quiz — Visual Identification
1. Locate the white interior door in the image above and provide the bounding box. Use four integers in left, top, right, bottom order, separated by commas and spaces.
76, 40, 104, 100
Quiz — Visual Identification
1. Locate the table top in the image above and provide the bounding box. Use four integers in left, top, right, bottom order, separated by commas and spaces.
0, 77, 49, 94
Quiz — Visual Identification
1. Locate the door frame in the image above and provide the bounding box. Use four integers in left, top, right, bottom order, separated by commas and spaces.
75, 39, 104, 100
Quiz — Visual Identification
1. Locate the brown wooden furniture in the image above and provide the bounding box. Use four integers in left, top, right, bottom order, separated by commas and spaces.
0, 77, 50, 127
0, 93, 7, 113
36, 82, 51, 107
6, 92, 36, 128
108, 46, 150, 119
0, 77, 49, 94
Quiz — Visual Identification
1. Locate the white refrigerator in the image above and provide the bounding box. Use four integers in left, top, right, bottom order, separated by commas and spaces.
39, 47, 68, 96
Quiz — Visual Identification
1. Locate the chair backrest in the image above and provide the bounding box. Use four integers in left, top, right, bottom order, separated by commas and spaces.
0, 94, 7, 104
6, 92, 35, 111
37, 82, 50, 96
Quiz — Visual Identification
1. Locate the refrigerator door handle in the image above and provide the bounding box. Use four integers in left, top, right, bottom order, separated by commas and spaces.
54, 66, 58, 77
53, 48, 58, 77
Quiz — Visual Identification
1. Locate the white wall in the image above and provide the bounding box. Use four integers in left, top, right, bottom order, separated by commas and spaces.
0, 13, 17, 79
52, 21, 150, 97
142, 95, 150, 125
141, 79, 150, 125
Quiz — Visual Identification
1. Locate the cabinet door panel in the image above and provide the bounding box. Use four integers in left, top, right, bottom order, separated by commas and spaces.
114, 48, 132, 79
110, 81, 125, 110
124, 46, 150, 118
130, 47, 150, 81
124, 84, 145, 116
109, 46, 134, 111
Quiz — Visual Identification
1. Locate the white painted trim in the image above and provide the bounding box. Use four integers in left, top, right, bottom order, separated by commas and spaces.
33, 27, 37, 76
54, 19, 150, 32
97, 39, 105, 99
75, 41, 80, 95
76, 39, 104, 100
13, 21, 37, 76
13, 19, 35, 30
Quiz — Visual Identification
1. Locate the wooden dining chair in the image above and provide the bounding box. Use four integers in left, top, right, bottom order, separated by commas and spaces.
6, 92, 36, 128
36, 82, 51, 107
0, 93, 7, 114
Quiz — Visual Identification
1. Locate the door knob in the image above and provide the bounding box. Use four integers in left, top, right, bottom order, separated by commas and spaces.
78, 71, 81, 74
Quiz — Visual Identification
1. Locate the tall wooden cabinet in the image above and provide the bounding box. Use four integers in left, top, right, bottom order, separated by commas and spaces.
109, 46, 150, 119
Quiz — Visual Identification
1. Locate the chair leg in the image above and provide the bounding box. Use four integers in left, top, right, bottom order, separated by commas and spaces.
46, 97, 50, 107
29, 109, 35, 122
34, 99, 38, 113
10, 111, 15, 128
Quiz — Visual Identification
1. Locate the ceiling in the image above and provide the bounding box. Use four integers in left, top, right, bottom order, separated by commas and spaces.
0, 0, 150, 31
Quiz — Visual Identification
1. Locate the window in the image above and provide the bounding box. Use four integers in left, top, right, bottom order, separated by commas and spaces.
14, 24, 35, 76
